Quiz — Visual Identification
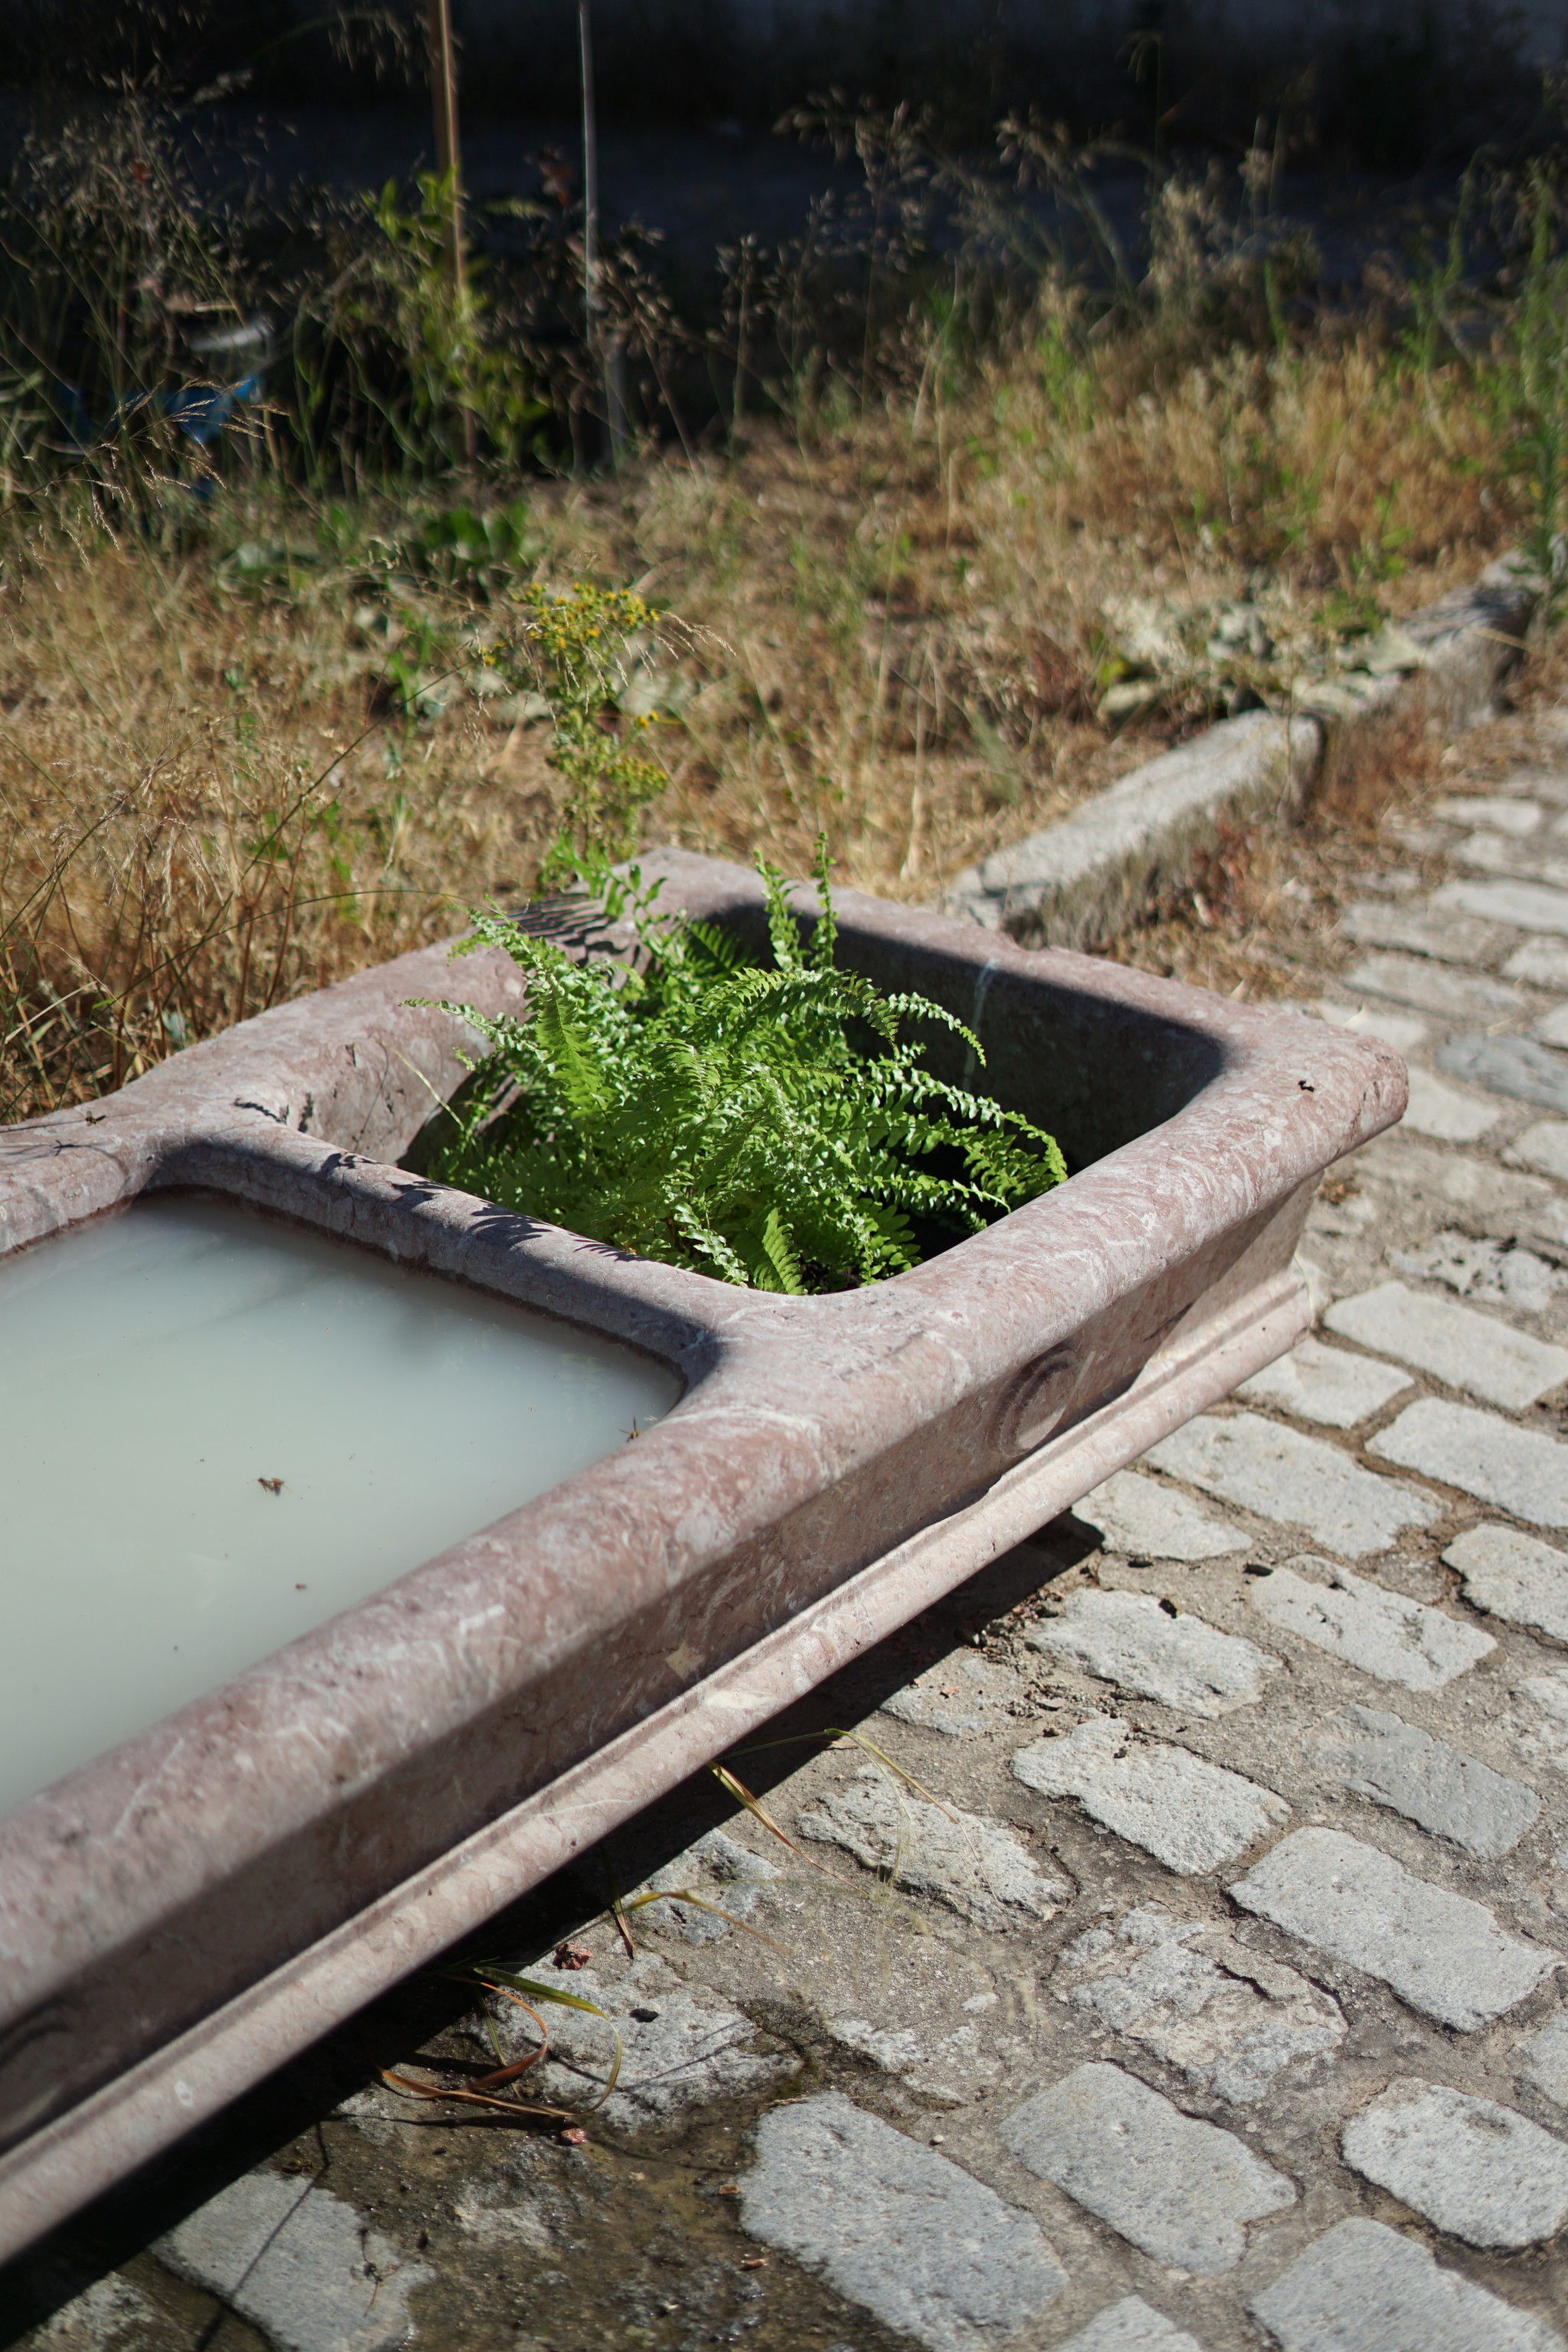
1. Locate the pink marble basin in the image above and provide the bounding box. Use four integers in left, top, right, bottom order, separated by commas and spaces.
0, 851, 1404, 2256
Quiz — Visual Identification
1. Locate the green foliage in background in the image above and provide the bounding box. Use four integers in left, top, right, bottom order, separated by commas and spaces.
426, 843, 1066, 1292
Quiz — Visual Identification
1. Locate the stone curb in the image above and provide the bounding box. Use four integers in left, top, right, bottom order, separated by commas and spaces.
942, 555, 1540, 949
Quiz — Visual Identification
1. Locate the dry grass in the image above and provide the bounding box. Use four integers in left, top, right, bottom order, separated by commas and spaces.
0, 305, 1543, 1122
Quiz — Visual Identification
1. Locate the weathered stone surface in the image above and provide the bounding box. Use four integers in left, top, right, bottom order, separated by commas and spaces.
1390, 1230, 1566, 1314
1145, 1412, 1439, 1557
1237, 1333, 1413, 1428
1248, 1563, 1494, 1690
1341, 900, 1513, 965
740, 2091, 1064, 2352
1439, 1033, 1568, 1115
881, 1652, 1024, 1738
1073, 1468, 1249, 1561
493, 1954, 791, 2125
638, 1827, 782, 1943
1508, 1120, 1568, 1182
1534, 1002, 1568, 1050
1508, 938, 1568, 988
1052, 1902, 1344, 2104
1304, 1706, 1541, 1857
1229, 1828, 1557, 2030
1055, 2300, 1203, 2352
1361, 1138, 1553, 1220
1346, 952, 1527, 1018
155, 2173, 435, 2352
942, 711, 1320, 948
24, 2264, 156, 2350
1436, 874, 1568, 935
1452, 831, 1568, 884
826, 2015, 1001, 2106
1025, 1590, 1279, 1718
1314, 1000, 1427, 1053
1250, 2216, 1566, 2352
1341, 2078, 1568, 2250
1443, 1522, 1568, 1643
1400, 1067, 1504, 1142
1325, 1281, 1568, 1410
999, 2062, 1295, 2274
1373, 1398, 1568, 1527
1520, 2014, 1568, 2108
798, 1766, 1068, 1929
1011, 1717, 1288, 1874
1433, 795, 1544, 834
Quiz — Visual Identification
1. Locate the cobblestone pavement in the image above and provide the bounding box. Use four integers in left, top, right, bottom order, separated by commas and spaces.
23, 738, 1568, 2349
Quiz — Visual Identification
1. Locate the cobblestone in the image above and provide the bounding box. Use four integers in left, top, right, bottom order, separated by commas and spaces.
1072, 1468, 1250, 1561
797, 1766, 1070, 1928
1432, 795, 1544, 831
1236, 1331, 1414, 1426
1508, 1119, 1568, 1180
998, 2061, 1295, 2273
1442, 1523, 1568, 1642
1315, 999, 1428, 1052
1229, 1828, 1557, 2029
1341, 900, 1514, 962
1340, 2078, 1568, 2249
1055, 2300, 1202, 2351
740, 2092, 1065, 2352
1247, 1562, 1494, 1689
491, 1954, 792, 2123
1324, 1281, 1568, 1410
1508, 936, 1568, 987
1389, 1230, 1566, 1312
1438, 1033, 1568, 1115
155, 2174, 434, 2352
1436, 874, 1568, 933
1521, 2014, 1568, 2108
1011, 1717, 1289, 1873
1050, 1902, 1344, 2102
880, 1653, 1023, 1737
1398, 1067, 1503, 1142
1344, 952, 1526, 1018
1024, 1590, 1279, 1717
1249, 2216, 1566, 2351
1304, 1704, 1541, 1856
1145, 1411, 1441, 1555
1373, 1398, 1568, 1527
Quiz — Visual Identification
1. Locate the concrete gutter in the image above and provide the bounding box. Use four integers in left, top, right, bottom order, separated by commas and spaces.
943, 554, 1540, 949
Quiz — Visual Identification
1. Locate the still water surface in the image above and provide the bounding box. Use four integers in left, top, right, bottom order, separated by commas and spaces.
0, 1197, 678, 1815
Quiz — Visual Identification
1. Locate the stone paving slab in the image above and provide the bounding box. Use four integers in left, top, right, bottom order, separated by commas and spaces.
1344, 950, 1527, 1017
740, 2092, 1065, 2352
1325, 1280, 1568, 1410
797, 1766, 1070, 1928
1145, 1411, 1441, 1555
1229, 1828, 1557, 2030
1236, 1331, 1414, 1426
1508, 936, 1568, 986
1442, 1522, 1568, 1644
1400, 1065, 1504, 1142
155, 2174, 434, 2352
1056, 2298, 1204, 2351
1341, 900, 1515, 962
1436, 874, 1568, 933
998, 2061, 1295, 2273
1249, 2216, 1566, 2351
1050, 1901, 1344, 2104
1389, 1230, 1567, 1314
1024, 1589, 1279, 1717
1373, 1397, 1568, 1526
1011, 1716, 1289, 1873
1522, 2014, 1568, 2107
1340, 2077, 1568, 2249
1247, 1562, 1494, 1689
1303, 1704, 1541, 1857
1071, 1468, 1249, 1561
1508, 1119, 1568, 1180
1438, 1032, 1568, 1115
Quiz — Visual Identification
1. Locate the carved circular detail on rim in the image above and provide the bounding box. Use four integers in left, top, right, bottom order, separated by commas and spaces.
0, 2001, 79, 2148
992, 1344, 1079, 1457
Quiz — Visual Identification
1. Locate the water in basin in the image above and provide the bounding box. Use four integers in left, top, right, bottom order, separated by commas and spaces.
0, 1195, 680, 1816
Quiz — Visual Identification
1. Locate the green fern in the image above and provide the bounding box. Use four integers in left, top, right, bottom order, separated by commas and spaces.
424, 845, 1067, 1293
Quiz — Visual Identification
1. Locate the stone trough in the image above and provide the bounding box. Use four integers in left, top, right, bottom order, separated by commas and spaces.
0, 850, 1404, 2259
